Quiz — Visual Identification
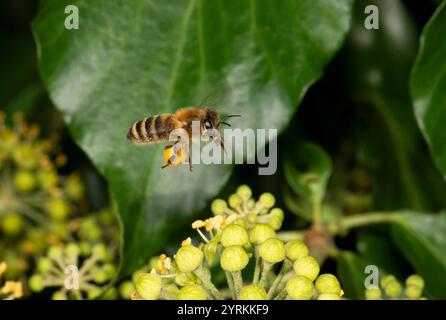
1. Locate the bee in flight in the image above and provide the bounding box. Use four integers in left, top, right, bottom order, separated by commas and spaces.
127, 104, 240, 171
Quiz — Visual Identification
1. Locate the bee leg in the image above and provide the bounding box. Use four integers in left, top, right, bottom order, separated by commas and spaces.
188, 154, 192, 172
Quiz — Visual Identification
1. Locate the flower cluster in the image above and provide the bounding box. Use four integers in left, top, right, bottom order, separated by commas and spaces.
0, 261, 23, 299
28, 242, 117, 299
365, 274, 426, 300
131, 185, 344, 300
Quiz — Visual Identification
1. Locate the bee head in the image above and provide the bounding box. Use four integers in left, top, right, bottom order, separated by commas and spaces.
203, 109, 220, 130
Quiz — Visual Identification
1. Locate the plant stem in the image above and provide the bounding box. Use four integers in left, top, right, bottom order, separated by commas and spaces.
267, 260, 291, 299
232, 271, 243, 299
330, 212, 401, 235
259, 262, 273, 288
274, 288, 288, 300
194, 266, 223, 300
253, 248, 261, 284
312, 198, 322, 225
276, 231, 304, 242
225, 271, 236, 300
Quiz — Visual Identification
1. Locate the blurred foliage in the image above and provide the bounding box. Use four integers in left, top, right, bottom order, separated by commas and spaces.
1, 0, 446, 300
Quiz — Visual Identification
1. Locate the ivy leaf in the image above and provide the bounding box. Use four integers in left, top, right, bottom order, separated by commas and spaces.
33, 0, 353, 276
391, 212, 446, 299
411, 2, 446, 184
337, 251, 370, 299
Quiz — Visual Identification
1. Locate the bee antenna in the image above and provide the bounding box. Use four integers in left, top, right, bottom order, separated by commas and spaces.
220, 122, 231, 127
221, 114, 241, 121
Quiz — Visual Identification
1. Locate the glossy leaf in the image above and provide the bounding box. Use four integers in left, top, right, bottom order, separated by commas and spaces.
411, 2, 446, 183
33, 0, 353, 276
337, 251, 370, 299
391, 212, 446, 298
284, 142, 332, 202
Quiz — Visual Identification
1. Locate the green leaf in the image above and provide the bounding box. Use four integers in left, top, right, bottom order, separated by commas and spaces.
327, 0, 446, 211
32, 0, 353, 276
411, 2, 446, 183
284, 142, 332, 202
337, 251, 370, 299
391, 212, 446, 298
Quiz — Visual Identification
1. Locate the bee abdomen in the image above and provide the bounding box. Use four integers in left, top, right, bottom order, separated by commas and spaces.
127, 115, 173, 144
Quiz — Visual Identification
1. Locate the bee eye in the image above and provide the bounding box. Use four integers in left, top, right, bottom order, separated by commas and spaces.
204, 120, 212, 129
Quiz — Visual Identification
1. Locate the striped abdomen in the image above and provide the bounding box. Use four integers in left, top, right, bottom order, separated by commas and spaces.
127, 114, 175, 144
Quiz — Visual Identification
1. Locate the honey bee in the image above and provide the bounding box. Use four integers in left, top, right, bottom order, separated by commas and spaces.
127, 106, 239, 171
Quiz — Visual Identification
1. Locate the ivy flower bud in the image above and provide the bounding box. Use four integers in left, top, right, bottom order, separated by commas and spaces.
239, 285, 267, 300
175, 272, 197, 287
286, 275, 315, 300
37, 257, 53, 274
258, 238, 285, 264
365, 288, 382, 300
48, 246, 63, 260
65, 243, 80, 257
14, 170, 36, 192
269, 208, 284, 230
228, 194, 242, 208
406, 274, 424, 289
317, 293, 341, 300
47, 198, 70, 221
177, 285, 207, 300
134, 273, 162, 300
384, 280, 402, 298
28, 274, 44, 292
293, 256, 320, 281
237, 185, 252, 200
52, 291, 67, 300
259, 193, 275, 208
221, 224, 249, 247
175, 245, 204, 272
92, 243, 108, 260
38, 169, 58, 190
87, 286, 103, 299
315, 274, 341, 295
211, 199, 227, 215
119, 281, 135, 299
1, 213, 24, 237
405, 285, 423, 300
285, 240, 309, 261
220, 246, 249, 272
249, 224, 276, 245
380, 275, 396, 288
93, 267, 109, 284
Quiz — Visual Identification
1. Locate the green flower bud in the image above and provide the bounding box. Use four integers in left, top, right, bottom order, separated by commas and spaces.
65, 243, 80, 257
233, 218, 246, 228
48, 246, 63, 260
286, 275, 315, 300
87, 286, 103, 299
66, 174, 84, 200
47, 198, 70, 221
315, 274, 341, 295
52, 291, 67, 300
239, 285, 267, 300
406, 274, 424, 289
175, 245, 204, 272
247, 213, 257, 224
37, 257, 53, 274
293, 256, 320, 281
119, 281, 135, 299
134, 273, 162, 300
220, 246, 249, 272
405, 285, 422, 300
175, 272, 197, 286
14, 170, 36, 192
249, 224, 276, 245
384, 280, 402, 298
93, 267, 109, 284
237, 185, 252, 199
79, 241, 92, 256
258, 238, 285, 264
285, 240, 309, 261
380, 275, 396, 288
38, 170, 58, 190
103, 287, 118, 300
317, 293, 341, 300
268, 208, 284, 230
29, 274, 44, 292
211, 199, 227, 215
365, 288, 382, 300
103, 263, 117, 278
1, 213, 24, 237
221, 224, 249, 247
177, 285, 207, 300
259, 193, 275, 208
247, 199, 256, 210
228, 194, 242, 208
92, 243, 108, 260
163, 284, 179, 299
